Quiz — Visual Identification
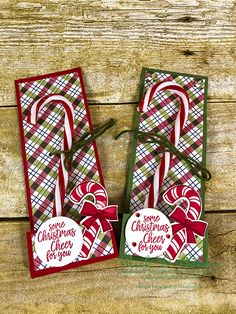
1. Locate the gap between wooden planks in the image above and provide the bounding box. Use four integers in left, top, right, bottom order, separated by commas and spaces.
0, 213, 235, 313
0, 102, 236, 218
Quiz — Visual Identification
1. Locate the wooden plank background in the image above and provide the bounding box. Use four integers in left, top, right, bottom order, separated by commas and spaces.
0, 0, 235, 313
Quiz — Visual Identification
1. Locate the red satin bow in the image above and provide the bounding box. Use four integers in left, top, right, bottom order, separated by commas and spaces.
169, 206, 208, 244
80, 201, 118, 232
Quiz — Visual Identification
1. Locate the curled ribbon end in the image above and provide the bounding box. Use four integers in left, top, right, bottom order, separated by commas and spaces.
64, 159, 72, 172
114, 129, 138, 141
202, 169, 212, 182
114, 130, 128, 140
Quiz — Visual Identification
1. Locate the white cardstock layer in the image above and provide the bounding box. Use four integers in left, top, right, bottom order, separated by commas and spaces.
35, 216, 83, 267
125, 208, 172, 258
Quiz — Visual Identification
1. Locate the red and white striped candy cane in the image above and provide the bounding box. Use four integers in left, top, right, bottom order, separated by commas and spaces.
27, 94, 74, 217
70, 181, 108, 209
139, 81, 189, 208
163, 185, 202, 262
70, 181, 108, 259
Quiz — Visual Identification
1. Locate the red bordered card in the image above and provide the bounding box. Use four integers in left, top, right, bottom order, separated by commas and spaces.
15, 68, 118, 278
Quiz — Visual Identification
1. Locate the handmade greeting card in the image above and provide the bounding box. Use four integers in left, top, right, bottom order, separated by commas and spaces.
15, 68, 118, 278
118, 68, 210, 266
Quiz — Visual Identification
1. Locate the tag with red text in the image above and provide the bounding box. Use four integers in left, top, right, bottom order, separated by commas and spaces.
125, 208, 172, 258
35, 217, 83, 267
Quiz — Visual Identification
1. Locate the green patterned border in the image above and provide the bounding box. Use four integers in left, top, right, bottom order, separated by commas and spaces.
119, 67, 209, 268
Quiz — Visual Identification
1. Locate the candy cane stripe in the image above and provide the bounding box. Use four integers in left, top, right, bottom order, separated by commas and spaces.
84, 238, 92, 247
179, 229, 186, 242
142, 82, 188, 112
140, 81, 189, 208
164, 249, 173, 260
90, 226, 98, 236
190, 207, 199, 219
70, 182, 108, 259
173, 186, 178, 200
172, 240, 179, 253
70, 181, 108, 209
79, 221, 100, 259
163, 185, 202, 261
28, 94, 74, 217
84, 234, 94, 244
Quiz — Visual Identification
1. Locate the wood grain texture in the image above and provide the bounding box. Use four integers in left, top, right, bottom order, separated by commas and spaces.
0, 0, 235, 106
0, 213, 235, 313
0, 0, 235, 312
0, 102, 235, 218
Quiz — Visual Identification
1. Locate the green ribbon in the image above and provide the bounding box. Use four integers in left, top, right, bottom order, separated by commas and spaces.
114, 129, 211, 182
50, 118, 116, 172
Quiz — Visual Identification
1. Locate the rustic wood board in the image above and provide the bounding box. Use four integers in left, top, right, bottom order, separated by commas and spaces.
0, 213, 235, 313
0, 0, 235, 105
0, 0, 235, 312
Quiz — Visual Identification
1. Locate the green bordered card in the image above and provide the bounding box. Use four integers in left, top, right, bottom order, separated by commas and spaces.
119, 67, 209, 267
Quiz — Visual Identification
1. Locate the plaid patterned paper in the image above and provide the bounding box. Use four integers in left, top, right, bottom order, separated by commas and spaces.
120, 68, 208, 266
16, 69, 115, 274
31, 228, 114, 271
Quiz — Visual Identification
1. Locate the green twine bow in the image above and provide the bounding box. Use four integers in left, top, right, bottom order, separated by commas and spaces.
114, 129, 211, 182
50, 118, 116, 171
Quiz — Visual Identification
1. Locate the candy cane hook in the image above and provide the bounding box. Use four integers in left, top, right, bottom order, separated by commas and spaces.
139, 81, 189, 208
27, 94, 74, 217
163, 185, 201, 221
70, 181, 108, 209
163, 185, 207, 262
70, 181, 110, 259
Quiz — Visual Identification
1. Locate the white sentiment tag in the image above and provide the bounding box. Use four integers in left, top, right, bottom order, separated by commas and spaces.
125, 208, 172, 258
35, 216, 83, 267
